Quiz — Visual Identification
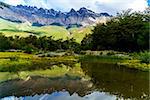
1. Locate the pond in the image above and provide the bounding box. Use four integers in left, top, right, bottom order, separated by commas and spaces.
0, 60, 149, 100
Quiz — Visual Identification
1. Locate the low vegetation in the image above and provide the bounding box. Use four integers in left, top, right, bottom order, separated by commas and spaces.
137, 51, 150, 64
0, 18, 92, 43
80, 51, 150, 71
0, 52, 79, 73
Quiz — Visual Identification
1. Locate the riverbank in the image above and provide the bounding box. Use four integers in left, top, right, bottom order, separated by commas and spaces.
0, 52, 86, 82
80, 51, 150, 71
0, 51, 149, 73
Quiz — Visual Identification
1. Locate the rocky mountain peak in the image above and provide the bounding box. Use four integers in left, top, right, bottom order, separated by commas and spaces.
78, 7, 88, 14
67, 8, 79, 16
70, 8, 76, 13
0, 1, 111, 27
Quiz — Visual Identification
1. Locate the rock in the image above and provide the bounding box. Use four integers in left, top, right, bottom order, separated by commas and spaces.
0, 1, 111, 27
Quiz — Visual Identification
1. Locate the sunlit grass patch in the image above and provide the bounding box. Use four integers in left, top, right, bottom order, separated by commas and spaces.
69, 26, 93, 43
0, 52, 34, 59
0, 31, 34, 37
0, 52, 79, 73
0, 72, 19, 82
118, 59, 150, 71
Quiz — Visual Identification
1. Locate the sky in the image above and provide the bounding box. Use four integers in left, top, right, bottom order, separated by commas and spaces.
3, 91, 117, 100
0, 0, 149, 15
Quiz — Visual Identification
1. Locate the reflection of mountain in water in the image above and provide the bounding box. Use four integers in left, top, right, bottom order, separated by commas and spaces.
81, 61, 149, 99
0, 61, 149, 99
0, 75, 93, 98
2, 91, 116, 100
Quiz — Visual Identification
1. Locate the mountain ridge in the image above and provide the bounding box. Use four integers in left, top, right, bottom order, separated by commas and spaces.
0, 1, 111, 27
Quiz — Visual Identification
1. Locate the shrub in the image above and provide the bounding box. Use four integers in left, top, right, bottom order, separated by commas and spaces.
24, 46, 34, 54
138, 51, 150, 64
107, 52, 115, 56
99, 52, 103, 55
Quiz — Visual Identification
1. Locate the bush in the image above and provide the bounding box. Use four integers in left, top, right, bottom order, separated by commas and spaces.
138, 51, 150, 64
24, 45, 34, 54
99, 52, 103, 55
107, 52, 115, 56
74, 47, 81, 54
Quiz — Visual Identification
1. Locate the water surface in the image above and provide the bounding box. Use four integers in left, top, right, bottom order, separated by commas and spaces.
0, 61, 149, 100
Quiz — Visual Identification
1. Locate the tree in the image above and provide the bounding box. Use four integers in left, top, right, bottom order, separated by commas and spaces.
0, 33, 11, 51
81, 34, 93, 50
90, 10, 149, 52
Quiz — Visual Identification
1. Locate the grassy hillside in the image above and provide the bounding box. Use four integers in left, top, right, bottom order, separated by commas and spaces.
0, 18, 18, 30
35, 26, 69, 40
0, 18, 92, 43
69, 26, 93, 43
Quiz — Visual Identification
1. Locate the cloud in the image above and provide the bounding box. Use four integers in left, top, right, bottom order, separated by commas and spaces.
24, 0, 49, 8
0, 0, 148, 15
2, 0, 26, 5
95, 0, 148, 14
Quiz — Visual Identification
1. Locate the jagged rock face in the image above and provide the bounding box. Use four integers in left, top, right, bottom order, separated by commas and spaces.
0, 2, 111, 27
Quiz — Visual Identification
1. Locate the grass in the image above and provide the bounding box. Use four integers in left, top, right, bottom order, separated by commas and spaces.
0, 18, 18, 30
0, 52, 80, 82
0, 72, 19, 82
137, 51, 150, 64
0, 52, 83, 82
118, 60, 150, 71
0, 18, 92, 43
0, 31, 35, 37
80, 51, 150, 71
0, 51, 149, 73
0, 52, 36, 72
0, 52, 34, 59
0, 52, 78, 72
68, 26, 93, 43
37, 26, 69, 40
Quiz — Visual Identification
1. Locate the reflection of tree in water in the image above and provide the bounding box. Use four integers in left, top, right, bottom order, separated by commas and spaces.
81, 61, 149, 99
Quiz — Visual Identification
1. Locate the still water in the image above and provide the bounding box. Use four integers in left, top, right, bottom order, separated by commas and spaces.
0, 61, 149, 100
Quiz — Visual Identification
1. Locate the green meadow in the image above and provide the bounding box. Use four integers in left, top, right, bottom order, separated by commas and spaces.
0, 52, 84, 82
0, 51, 149, 75
0, 18, 92, 43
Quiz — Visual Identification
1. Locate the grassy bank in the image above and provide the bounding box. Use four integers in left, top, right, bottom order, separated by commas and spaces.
0, 52, 85, 82
0, 51, 149, 84
0, 52, 77, 72
80, 51, 150, 71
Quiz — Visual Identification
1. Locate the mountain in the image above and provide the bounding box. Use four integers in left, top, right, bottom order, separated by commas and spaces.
0, 2, 111, 27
